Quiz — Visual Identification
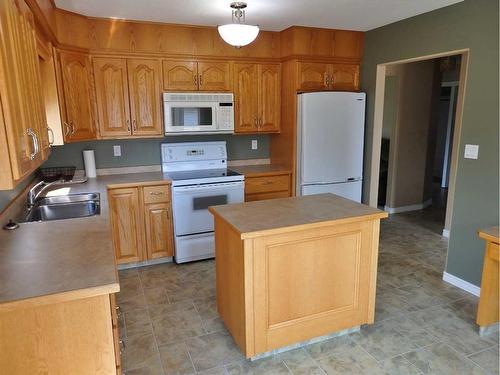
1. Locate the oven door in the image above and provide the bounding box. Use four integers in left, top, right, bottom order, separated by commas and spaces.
164, 101, 218, 133
172, 181, 244, 236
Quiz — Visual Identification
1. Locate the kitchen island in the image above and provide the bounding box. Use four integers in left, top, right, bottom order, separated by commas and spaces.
209, 193, 388, 358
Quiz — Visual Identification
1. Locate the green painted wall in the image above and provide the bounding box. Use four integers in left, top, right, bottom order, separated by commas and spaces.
362, 0, 499, 286
42, 134, 270, 170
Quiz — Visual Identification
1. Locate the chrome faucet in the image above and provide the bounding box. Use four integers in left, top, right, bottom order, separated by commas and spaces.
27, 180, 63, 208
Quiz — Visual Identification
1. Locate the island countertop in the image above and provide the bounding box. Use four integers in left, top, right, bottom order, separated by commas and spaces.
0, 172, 171, 312
209, 193, 388, 239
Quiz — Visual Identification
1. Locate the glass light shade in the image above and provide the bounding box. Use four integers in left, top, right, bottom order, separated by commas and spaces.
217, 24, 259, 47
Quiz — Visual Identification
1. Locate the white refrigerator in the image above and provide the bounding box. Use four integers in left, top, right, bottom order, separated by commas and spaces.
297, 92, 366, 202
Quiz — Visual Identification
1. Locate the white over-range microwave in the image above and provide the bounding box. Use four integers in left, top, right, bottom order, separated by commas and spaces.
163, 92, 234, 135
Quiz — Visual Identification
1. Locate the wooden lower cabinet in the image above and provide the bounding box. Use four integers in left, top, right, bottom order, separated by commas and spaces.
244, 172, 292, 202
144, 203, 174, 259
108, 183, 174, 264
477, 228, 499, 329
0, 294, 119, 374
108, 187, 144, 264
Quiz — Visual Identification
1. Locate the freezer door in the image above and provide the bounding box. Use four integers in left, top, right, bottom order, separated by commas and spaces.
301, 180, 362, 203
298, 92, 365, 184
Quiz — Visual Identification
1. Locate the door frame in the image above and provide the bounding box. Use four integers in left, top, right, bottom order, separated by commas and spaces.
368, 49, 469, 238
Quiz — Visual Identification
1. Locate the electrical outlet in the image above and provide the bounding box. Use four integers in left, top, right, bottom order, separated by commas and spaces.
113, 145, 122, 157
251, 140, 258, 150
464, 144, 479, 159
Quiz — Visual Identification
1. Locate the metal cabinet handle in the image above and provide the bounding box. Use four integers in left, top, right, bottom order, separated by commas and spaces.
119, 339, 125, 353
324, 72, 328, 87
27, 128, 37, 160
254, 117, 258, 127
132, 119, 137, 131
329, 75, 334, 87
70, 121, 75, 135
34, 133, 40, 155
199, 74, 202, 86
126, 119, 130, 131
149, 191, 164, 196
47, 126, 54, 145
115, 305, 122, 318
64, 121, 71, 136
194, 74, 198, 86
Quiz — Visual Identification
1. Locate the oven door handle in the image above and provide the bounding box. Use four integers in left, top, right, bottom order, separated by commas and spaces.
173, 181, 244, 193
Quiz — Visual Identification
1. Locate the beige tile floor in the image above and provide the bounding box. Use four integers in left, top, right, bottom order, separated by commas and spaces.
117, 210, 499, 375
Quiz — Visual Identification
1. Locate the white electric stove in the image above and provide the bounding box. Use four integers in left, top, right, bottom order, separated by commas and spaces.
161, 142, 244, 263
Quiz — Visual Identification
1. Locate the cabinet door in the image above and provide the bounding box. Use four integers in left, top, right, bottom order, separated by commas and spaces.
197, 61, 231, 92
0, 0, 39, 182
127, 59, 163, 136
144, 203, 174, 259
108, 188, 144, 264
330, 64, 360, 91
233, 63, 259, 133
162, 60, 197, 91
59, 51, 97, 141
20, 12, 49, 161
93, 57, 131, 138
298, 62, 330, 91
258, 64, 281, 133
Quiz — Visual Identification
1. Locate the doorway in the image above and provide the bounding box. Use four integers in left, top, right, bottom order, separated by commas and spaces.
368, 49, 469, 238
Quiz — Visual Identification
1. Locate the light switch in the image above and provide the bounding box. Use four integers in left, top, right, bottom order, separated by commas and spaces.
251, 140, 258, 150
464, 144, 479, 159
113, 145, 122, 157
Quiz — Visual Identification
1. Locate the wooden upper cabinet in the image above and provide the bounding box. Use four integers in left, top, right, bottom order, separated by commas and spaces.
259, 64, 281, 132
162, 60, 197, 91
0, 0, 50, 189
197, 61, 231, 92
93, 57, 130, 137
233, 63, 259, 133
330, 64, 360, 91
127, 59, 162, 136
108, 187, 144, 264
58, 51, 96, 142
298, 62, 330, 91
298, 62, 360, 92
144, 203, 174, 259
163, 60, 232, 92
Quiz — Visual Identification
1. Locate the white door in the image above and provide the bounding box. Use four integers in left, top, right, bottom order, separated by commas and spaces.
301, 180, 362, 203
299, 92, 366, 184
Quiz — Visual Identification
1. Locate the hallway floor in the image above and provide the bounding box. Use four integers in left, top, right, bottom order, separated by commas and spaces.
117, 212, 499, 375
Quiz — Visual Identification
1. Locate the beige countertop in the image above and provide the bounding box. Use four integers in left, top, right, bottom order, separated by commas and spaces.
0, 172, 171, 311
478, 226, 500, 243
230, 164, 292, 177
209, 193, 388, 239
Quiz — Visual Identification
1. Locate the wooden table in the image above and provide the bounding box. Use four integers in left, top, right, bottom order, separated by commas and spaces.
209, 193, 387, 358
477, 226, 499, 332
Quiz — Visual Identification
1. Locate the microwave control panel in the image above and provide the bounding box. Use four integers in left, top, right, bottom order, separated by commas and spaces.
217, 103, 234, 130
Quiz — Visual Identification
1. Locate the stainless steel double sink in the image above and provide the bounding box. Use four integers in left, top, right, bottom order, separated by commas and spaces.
24, 193, 101, 222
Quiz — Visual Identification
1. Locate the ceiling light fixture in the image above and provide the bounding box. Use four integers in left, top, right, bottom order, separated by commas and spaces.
218, 2, 259, 48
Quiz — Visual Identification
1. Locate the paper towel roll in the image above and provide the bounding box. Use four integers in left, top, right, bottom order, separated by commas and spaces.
83, 150, 97, 178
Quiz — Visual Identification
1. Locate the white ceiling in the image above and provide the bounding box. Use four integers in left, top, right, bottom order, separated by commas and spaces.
54, 0, 462, 32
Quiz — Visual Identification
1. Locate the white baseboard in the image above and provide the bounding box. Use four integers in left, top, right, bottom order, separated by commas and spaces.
442, 271, 480, 296
384, 199, 432, 214
442, 229, 450, 238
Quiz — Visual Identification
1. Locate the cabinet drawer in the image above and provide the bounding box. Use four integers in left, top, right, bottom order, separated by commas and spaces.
245, 175, 290, 194
246, 191, 291, 202
143, 185, 170, 204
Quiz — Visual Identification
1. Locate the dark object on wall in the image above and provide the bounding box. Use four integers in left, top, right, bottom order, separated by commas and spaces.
378, 138, 390, 206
